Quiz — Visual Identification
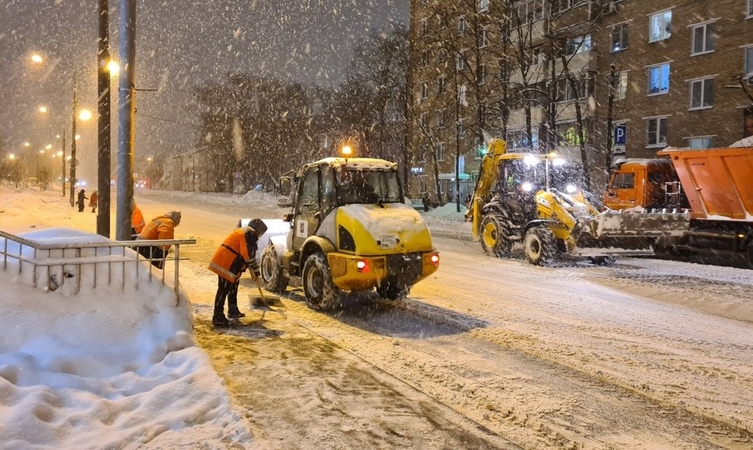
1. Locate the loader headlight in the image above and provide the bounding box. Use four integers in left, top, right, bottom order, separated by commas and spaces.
566, 184, 577, 193
521, 182, 533, 192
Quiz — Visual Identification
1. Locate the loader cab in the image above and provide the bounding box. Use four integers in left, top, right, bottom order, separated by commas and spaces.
604, 159, 676, 210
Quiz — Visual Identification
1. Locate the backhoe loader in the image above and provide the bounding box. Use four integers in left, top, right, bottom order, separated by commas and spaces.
466, 139, 688, 265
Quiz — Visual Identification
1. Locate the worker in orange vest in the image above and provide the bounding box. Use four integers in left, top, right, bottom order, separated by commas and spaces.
208, 219, 268, 328
136, 211, 181, 269
131, 201, 146, 238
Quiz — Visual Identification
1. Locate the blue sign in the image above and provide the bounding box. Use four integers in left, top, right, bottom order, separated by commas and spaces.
614, 124, 626, 145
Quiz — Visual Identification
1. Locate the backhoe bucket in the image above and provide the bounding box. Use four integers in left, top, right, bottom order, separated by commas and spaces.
595, 210, 690, 238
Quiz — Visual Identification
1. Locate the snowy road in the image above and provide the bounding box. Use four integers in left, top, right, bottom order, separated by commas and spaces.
5, 189, 752, 448
133, 191, 753, 449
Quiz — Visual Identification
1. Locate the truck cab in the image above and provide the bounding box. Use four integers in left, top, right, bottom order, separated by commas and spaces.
603, 158, 677, 210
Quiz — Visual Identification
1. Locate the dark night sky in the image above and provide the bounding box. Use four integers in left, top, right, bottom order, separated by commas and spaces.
0, 0, 407, 182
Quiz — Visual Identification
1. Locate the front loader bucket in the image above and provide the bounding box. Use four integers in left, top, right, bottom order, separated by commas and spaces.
595, 210, 690, 238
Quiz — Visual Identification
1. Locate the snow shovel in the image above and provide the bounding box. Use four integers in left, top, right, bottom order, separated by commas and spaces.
247, 271, 285, 320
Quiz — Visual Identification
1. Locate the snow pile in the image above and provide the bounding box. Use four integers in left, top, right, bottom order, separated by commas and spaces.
0, 228, 252, 449
730, 136, 753, 147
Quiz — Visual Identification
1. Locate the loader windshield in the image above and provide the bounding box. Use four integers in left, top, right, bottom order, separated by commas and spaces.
336, 169, 403, 205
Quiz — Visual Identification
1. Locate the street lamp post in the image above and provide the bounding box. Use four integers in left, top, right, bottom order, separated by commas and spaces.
69, 73, 78, 207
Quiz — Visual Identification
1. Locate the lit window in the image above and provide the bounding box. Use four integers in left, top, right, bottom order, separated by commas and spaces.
565, 35, 592, 55
611, 24, 628, 52
649, 10, 672, 42
646, 116, 668, 147
617, 71, 628, 100
689, 78, 714, 110
647, 63, 670, 95
691, 22, 715, 55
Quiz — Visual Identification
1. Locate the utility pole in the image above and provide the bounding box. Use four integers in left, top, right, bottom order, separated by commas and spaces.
116, 0, 136, 240
69, 73, 78, 208
97, 0, 112, 237
61, 129, 66, 197
605, 63, 617, 173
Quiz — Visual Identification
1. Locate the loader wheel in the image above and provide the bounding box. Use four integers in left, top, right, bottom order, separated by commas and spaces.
523, 227, 558, 266
260, 245, 289, 294
480, 215, 512, 257
376, 282, 411, 301
302, 252, 342, 311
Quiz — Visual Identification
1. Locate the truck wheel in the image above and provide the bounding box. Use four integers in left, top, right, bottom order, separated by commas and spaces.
480, 215, 512, 257
746, 241, 753, 270
589, 256, 616, 266
260, 245, 288, 293
302, 252, 342, 311
524, 227, 558, 266
376, 282, 411, 301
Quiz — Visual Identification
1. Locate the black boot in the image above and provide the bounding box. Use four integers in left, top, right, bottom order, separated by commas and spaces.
212, 315, 230, 328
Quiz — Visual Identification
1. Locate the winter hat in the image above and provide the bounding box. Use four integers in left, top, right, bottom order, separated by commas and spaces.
248, 218, 268, 237
166, 211, 181, 226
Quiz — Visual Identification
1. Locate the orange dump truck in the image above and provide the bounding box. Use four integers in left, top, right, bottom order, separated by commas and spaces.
604, 147, 753, 268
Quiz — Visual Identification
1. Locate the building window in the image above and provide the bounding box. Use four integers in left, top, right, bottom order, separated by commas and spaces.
556, 75, 592, 102
437, 75, 446, 95
478, 64, 487, 84
420, 82, 429, 102
745, 47, 753, 77
437, 142, 446, 162
457, 16, 466, 36
748, 0, 753, 18
437, 109, 446, 128
456, 51, 467, 71
458, 84, 468, 107
420, 18, 429, 38
687, 136, 713, 149
649, 10, 672, 42
611, 23, 628, 52
691, 22, 715, 55
689, 77, 714, 110
479, 27, 489, 48
437, 48, 448, 63
478, 0, 489, 13
420, 50, 429, 67
646, 116, 668, 147
553, 0, 586, 14
437, 12, 448, 29
617, 71, 628, 100
648, 63, 670, 95
515, 0, 545, 23
419, 114, 428, 131
565, 35, 592, 55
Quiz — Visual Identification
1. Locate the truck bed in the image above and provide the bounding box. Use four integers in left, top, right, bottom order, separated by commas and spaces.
658, 147, 753, 221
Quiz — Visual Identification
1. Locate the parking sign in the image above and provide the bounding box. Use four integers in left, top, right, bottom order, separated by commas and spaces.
614, 124, 626, 145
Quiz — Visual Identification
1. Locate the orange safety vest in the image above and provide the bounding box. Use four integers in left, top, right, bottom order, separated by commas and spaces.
132, 207, 146, 234
138, 215, 176, 250
208, 228, 258, 283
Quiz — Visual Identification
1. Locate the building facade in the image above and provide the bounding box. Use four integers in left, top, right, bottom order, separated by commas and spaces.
408, 0, 753, 203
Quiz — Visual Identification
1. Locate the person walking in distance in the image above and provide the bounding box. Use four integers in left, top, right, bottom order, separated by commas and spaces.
76, 189, 87, 212
136, 211, 181, 269
89, 190, 98, 213
208, 219, 268, 328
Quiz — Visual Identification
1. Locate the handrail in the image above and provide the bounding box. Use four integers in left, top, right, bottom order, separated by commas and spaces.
0, 230, 196, 303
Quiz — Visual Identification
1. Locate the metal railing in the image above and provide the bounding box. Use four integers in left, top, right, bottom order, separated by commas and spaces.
0, 230, 195, 302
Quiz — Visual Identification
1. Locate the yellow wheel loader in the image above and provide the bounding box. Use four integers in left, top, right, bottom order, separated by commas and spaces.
467, 139, 686, 265
260, 151, 440, 310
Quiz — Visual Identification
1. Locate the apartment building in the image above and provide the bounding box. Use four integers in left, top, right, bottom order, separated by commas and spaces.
408, 0, 753, 202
